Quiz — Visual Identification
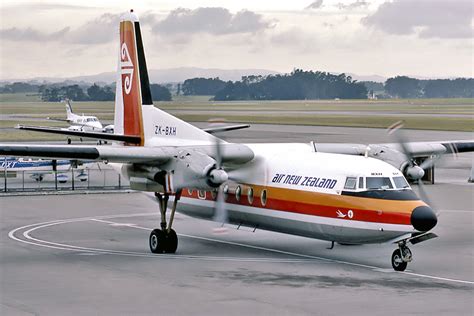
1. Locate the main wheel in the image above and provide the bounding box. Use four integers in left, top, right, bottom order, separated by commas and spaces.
164, 229, 178, 253
149, 229, 166, 253
391, 249, 408, 271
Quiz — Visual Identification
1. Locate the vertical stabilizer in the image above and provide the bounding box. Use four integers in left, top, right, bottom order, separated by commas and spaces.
65, 99, 74, 120
114, 11, 148, 146
114, 11, 216, 147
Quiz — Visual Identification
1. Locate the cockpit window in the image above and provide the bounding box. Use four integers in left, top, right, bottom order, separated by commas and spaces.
366, 177, 393, 190
358, 177, 364, 189
344, 177, 357, 189
393, 176, 409, 189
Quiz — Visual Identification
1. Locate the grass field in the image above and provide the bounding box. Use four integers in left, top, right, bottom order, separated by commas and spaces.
1, 94, 472, 141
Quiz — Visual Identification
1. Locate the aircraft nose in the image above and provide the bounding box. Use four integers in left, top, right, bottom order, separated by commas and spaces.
411, 206, 437, 231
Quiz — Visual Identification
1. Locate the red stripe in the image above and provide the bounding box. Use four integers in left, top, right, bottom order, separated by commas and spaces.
182, 190, 412, 225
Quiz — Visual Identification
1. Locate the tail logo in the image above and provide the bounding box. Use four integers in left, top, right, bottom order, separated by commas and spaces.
120, 42, 134, 95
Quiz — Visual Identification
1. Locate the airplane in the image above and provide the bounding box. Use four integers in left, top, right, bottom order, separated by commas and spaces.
3, 10, 471, 272
1, 157, 88, 183
46, 99, 114, 143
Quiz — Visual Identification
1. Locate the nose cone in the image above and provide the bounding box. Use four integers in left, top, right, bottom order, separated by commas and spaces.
411, 206, 437, 231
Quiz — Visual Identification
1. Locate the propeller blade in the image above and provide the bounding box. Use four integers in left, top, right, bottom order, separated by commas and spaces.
212, 186, 228, 234
418, 155, 440, 170
416, 179, 440, 218
214, 137, 223, 169
387, 121, 414, 163
416, 179, 430, 204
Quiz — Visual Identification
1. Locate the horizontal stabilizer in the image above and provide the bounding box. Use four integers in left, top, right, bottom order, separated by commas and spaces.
17, 125, 141, 144
203, 124, 250, 134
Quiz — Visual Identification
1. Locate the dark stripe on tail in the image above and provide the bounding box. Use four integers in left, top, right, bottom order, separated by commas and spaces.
134, 21, 152, 105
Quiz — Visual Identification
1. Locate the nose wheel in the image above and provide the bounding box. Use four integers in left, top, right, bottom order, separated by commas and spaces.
150, 190, 181, 254
391, 244, 412, 271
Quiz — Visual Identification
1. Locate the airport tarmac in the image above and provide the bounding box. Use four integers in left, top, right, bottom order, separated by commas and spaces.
1, 125, 473, 315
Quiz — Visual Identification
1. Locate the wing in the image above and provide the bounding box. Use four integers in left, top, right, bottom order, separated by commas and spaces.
0, 143, 254, 164
315, 140, 474, 157
203, 124, 250, 134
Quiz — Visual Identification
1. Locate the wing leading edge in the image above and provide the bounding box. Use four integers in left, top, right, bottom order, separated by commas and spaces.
0, 143, 255, 165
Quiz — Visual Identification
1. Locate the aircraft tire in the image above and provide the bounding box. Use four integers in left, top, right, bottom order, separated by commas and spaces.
164, 229, 178, 254
149, 229, 166, 253
391, 249, 408, 271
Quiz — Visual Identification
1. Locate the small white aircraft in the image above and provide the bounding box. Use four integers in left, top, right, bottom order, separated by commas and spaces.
43, 99, 114, 143
47, 99, 113, 132
3, 11, 471, 271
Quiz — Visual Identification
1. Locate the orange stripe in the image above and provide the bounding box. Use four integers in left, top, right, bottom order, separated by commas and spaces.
183, 185, 424, 226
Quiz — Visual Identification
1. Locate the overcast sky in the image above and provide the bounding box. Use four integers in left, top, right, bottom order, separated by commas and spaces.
0, 0, 472, 80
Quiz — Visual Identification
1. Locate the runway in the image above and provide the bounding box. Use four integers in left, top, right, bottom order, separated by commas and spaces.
1, 125, 473, 315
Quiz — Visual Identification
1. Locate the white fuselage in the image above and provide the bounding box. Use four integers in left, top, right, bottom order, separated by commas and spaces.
114, 142, 423, 245
68, 114, 103, 131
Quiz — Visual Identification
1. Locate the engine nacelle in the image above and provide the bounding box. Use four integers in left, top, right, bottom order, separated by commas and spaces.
160, 149, 227, 191
121, 149, 229, 193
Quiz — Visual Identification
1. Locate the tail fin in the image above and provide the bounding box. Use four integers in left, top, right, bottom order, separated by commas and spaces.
114, 11, 215, 147
114, 11, 148, 146
65, 99, 74, 120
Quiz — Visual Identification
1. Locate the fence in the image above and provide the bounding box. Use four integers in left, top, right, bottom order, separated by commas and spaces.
1, 166, 130, 193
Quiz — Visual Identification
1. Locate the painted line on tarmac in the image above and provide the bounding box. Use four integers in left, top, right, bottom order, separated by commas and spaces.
9, 218, 318, 264
8, 213, 474, 286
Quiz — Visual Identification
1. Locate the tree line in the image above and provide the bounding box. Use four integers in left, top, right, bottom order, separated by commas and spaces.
0, 82, 172, 102
182, 70, 368, 100
384, 76, 473, 98
181, 73, 474, 100
2, 73, 473, 101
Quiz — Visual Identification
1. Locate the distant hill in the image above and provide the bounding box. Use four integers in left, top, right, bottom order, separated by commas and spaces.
2, 67, 280, 85
5, 68, 464, 85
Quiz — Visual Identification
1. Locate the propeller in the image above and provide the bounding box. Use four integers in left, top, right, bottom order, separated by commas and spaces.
211, 135, 229, 234
387, 121, 439, 216
388, 121, 427, 180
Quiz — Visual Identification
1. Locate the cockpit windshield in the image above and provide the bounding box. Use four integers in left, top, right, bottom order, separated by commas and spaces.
393, 176, 410, 189
366, 177, 393, 190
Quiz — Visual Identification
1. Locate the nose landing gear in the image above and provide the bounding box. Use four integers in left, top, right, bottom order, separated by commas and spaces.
149, 190, 181, 254
390, 232, 438, 271
391, 243, 412, 271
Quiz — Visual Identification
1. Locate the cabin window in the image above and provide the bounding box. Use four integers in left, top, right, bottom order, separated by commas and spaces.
393, 176, 409, 189
223, 184, 229, 201
261, 189, 267, 206
344, 177, 357, 190
366, 177, 393, 190
198, 190, 206, 200
247, 187, 254, 204
359, 177, 364, 189
235, 185, 242, 202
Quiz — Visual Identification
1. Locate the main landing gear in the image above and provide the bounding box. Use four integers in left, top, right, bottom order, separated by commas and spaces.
149, 190, 182, 254
391, 242, 412, 271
